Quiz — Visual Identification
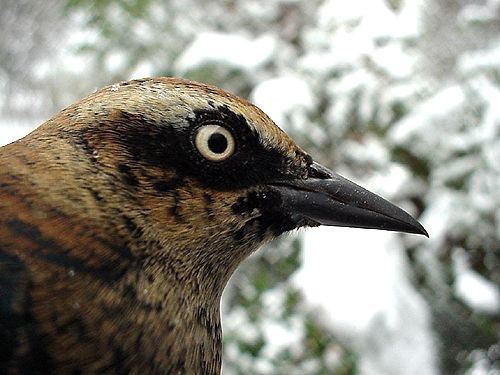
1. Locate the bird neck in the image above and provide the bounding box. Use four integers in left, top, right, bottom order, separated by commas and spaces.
92, 256, 216, 373
125, 256, 224, 373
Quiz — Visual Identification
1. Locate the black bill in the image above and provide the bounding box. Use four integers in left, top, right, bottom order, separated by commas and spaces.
270, 162, 428, 236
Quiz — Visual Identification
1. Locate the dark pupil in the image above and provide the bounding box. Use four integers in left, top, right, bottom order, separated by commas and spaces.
207, 133, 228, 154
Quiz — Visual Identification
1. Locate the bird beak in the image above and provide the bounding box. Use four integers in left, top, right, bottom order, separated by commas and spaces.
270, 162, 428, 236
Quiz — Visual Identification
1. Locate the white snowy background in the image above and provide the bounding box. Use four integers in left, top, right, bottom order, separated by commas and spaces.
1, 0, 499, 374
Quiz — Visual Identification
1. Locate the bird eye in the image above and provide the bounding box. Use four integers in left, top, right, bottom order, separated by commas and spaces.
195, 124, 235, 162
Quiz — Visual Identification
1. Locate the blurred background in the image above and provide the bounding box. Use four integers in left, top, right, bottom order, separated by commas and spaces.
0, 0, 499, 373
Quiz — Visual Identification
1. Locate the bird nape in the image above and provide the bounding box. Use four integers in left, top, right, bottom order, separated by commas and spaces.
0, 77, 427, 374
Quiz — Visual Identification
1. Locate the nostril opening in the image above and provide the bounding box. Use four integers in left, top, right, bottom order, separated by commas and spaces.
308, 162, 333, 179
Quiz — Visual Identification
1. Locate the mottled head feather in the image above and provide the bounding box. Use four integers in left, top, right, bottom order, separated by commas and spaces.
93, 77, 306, 160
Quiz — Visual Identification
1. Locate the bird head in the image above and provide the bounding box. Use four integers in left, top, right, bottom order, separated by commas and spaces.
28, 77, 427, 294
1, 77, 428, 373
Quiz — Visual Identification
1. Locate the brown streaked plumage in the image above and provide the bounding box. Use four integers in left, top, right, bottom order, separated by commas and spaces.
0, 77, 427, 373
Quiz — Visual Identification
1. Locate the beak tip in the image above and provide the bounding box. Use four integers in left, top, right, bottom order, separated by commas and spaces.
403, 215, 428, 237
396, 210, 428, 237
416, 223, 429, 238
